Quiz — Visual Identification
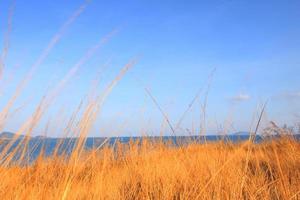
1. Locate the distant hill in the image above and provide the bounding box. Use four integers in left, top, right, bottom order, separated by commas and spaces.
232, 131, 250, 135
0, 132, 33, 140
0, 132, 50, 140
0, 132, 17, 139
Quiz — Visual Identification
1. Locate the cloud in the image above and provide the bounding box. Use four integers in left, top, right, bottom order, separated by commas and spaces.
230, 93, 251, 102
281, 91, 300, 98
273, 91, 300, 100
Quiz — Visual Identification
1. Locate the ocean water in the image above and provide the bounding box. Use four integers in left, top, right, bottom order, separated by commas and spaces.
0, 134, 299, 164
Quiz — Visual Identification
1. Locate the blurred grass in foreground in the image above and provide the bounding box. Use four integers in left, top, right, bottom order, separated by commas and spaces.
0, 135, 299, 200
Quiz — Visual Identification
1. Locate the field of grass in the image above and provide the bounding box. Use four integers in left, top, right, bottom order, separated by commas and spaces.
1, 2, 300, 199
0, 136, 299, 199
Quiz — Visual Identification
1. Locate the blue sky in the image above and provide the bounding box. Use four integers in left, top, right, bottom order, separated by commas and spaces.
0, 0, 300, 136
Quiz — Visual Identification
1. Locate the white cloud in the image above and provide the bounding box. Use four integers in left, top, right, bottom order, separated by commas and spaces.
230, 93, 251, 102
273, 91, 300, 100
281, 91, 300, 98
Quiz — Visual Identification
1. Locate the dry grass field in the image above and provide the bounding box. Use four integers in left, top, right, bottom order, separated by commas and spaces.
1, 2, 300, 199
0, 136, 299, 200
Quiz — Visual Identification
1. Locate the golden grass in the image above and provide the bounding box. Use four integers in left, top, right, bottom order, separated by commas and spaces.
0, 137, 299, 200
1, 2, 299, 199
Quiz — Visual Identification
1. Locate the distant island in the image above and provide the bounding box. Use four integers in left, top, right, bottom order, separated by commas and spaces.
0, 132, 47, 140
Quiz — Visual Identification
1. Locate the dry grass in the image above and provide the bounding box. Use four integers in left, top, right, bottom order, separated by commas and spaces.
1, 2, 299, 199
0, 137, 299, 200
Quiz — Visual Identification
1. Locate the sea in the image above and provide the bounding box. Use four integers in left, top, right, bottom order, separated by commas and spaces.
0, 134, 299, 164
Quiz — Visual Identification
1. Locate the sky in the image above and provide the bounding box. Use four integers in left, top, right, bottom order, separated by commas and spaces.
0, 0, 300, 137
